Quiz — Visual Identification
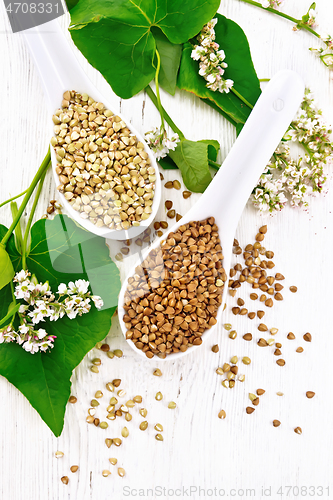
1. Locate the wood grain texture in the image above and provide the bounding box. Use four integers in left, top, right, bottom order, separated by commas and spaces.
1, 0, 333, 499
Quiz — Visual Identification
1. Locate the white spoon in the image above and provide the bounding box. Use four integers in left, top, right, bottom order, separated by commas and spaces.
118, 70, 305, 360
21, 18, 161, 240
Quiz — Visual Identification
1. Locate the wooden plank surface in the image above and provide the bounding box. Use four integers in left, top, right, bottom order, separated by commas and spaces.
1, 1, 333, 499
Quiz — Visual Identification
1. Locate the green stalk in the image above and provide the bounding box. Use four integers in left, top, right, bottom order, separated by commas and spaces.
145, 85, 185, 140
10, 202, 23, 253
208, 160, 221, 171
231, 87, 253, 109
1, 149, 51, 247
238, 0, 320, 38
145, 86, 221, 169
21, 169, 48, 270
154, 49, 165, 133
273, 151, 288, 167
0, 188, 28, 209
300, 140, 315, 158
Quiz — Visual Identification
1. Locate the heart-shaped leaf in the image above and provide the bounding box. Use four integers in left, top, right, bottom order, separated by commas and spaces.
177, 14, 261, 125
0, 215, 120, 436
158, 138, 220, 172
68, 0, 220, 98
168, 139, 220, 192
65, 0, 79, 10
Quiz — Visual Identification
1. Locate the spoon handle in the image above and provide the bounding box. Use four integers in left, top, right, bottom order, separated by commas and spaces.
21, 18, 90, 113
195, 70, 305, 229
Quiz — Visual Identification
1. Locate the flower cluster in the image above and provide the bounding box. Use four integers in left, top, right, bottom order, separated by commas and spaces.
311, 34, 333, 70
251, 164, 287, 213
145, 127, 180, 160
191, 18, 234, 94
261, 0, 284, 9
251, 89, 333, 214
0, 270, 103, 354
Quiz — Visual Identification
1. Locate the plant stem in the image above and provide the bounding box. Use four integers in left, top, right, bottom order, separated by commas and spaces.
145, 85, 185, 139
231, 87, 254, 109
300, 140, 314, 158
146, 85, 221, 170
154, 49, 166, 133
0, 189, 28, 209
0, 149, 51, 247
238, 0, 320, 38
21, 169, 47, 270
10, 202, 23, 254
259, 78, 270, 82
209, 159, 221, 170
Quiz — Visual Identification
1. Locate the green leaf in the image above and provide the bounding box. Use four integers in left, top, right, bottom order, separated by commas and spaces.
158, 155, 178, 170
199, 139, 220, 162
68, 0, 220, 99
302, 2, 316, 24
159, 138, 220, 173
177, 14, 261, 124
0, 243, 15, 291
236, 122, 244, 136
0, 303, 20, 328
214, 14, 261, 107
0, 215, 120, 436
65, 0, 79, 10
168, 139, 219, 192
0, 286, 12, 322
152, 28, 183, 96
178, 43, 248, 124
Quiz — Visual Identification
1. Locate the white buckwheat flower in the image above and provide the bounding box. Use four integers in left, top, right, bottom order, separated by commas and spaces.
23, 340, 39, 354
36, 328, 48, 340
57, 283, 68, 295
14, 270, 30, 283
145, 127, 180, 160
75, 279, 90, 295
18, 324, 30, 335
2, 271, 104, 354
14, 281, 31, 301
191, 46, 206, 61
191, 18, 234, 94
251, 89, 332, 213
28, 307, 46, 325
92, 296, 104, 309
261, 0, 284, 9
311, 33, 333, 69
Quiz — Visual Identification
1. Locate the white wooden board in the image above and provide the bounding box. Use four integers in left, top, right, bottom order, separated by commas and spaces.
1, 1, 333, 499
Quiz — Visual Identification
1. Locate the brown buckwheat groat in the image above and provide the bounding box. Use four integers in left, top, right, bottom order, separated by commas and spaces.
123, 217, 227, 358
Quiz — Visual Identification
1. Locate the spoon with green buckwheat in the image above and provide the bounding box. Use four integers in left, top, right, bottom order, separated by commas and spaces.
21, 18, 161, 240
